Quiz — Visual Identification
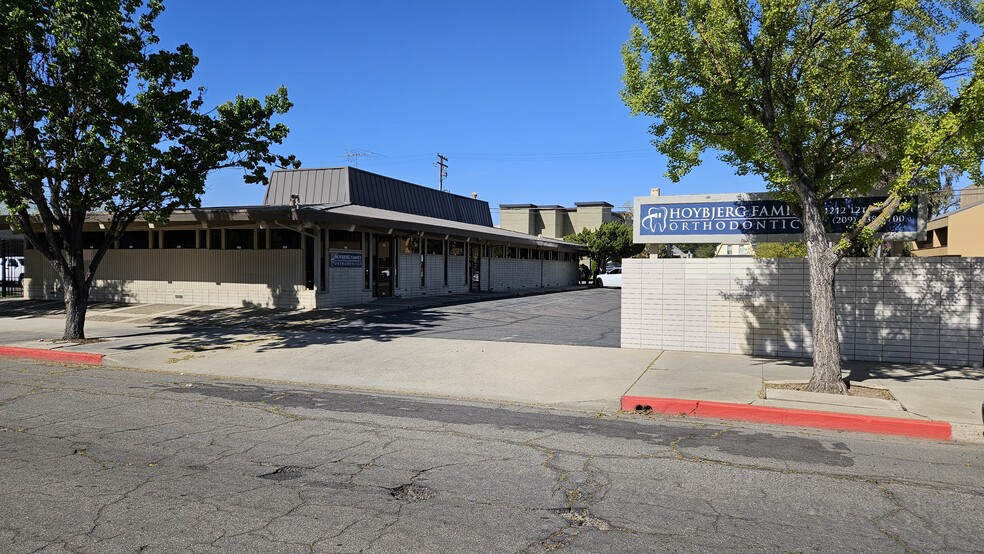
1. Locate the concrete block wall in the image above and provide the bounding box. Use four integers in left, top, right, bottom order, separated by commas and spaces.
479, 256, 491, 292
24, 250, 315, 309
447, 256, 469, 292
487, 258, 539, 291
322, 250, 372, 307
621, 257, 984, 366
396, 252, 423, 296
542, 260, 578, 287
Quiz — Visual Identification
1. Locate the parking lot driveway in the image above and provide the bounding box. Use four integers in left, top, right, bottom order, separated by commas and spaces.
331, 288, 622, 348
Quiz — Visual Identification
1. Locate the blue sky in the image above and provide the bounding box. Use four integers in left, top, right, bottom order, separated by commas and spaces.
153, 0, 769, 221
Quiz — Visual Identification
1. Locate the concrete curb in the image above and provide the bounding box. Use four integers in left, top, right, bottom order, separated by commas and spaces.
0, 346, 105, 366
622, 395, 953, 441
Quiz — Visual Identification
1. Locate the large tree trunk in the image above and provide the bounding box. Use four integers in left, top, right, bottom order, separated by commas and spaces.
61, 268, 90, 340
799, 198, 848, 394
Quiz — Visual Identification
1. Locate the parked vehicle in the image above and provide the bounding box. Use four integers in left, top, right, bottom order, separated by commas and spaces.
595, 267, 622, 288
1, 256, 25, 285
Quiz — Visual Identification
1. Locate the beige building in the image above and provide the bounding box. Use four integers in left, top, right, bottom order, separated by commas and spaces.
498, 202, 624, 239
21, 167, 585, 309
911, 185, 984, 257
714, 243, 754, 257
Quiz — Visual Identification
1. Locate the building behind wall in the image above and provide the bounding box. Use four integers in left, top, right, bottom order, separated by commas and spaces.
21, 167, 585, 309
499, 202, 624, 239
911, 185, 984, 257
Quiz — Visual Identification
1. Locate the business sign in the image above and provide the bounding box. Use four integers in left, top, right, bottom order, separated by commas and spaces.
329, 252, 363, 268
633, 193, 926, 244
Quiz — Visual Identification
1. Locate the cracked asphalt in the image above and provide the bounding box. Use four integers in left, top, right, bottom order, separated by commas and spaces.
2, 359, 983, 553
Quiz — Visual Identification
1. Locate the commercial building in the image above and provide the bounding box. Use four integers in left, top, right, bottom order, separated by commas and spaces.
22, 167, 585, 308
910, 185, 984, 257
498, 201, 624, 239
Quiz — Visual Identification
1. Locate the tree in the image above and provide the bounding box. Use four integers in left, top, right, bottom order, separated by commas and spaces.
0, 0, 299, 339
565, 221, 644, 279
623, 0, 984, 393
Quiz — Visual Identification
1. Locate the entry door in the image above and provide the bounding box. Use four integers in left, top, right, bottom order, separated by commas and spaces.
374, 235, 393, 297
468, 243, 481, 292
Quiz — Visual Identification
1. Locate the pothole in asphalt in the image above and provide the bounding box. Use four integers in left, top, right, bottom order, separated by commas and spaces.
556, 509, 612, 531
259, 466, 303, 481
389, 483, 435, 502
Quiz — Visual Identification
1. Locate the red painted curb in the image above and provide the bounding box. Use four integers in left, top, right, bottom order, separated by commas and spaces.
0, 346, 104, 366
622, 395, 952, 441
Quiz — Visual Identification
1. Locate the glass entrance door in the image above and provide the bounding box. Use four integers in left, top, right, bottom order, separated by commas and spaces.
374, 235, 393, 297
468, 243, 481, 292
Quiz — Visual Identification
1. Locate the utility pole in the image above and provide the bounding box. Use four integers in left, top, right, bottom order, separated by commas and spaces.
435, 153, 448, 192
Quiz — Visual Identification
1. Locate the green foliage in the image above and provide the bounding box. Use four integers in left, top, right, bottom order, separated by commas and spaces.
675, 243, 718, 258
622, 1, 984, 387
754, 242, 807, 259
0, 0, 299, 337
565, 221, 643, 277
622, 0, 984, 245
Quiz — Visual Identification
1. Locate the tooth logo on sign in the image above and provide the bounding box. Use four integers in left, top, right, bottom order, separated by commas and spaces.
641, 206, 667, 233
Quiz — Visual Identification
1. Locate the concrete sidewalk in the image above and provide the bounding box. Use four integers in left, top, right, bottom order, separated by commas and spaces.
1, 297, 982, 442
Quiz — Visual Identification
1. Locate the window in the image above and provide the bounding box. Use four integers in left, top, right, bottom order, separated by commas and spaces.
209, 229, 222, 249
506, 246, 517, 258
162, 230, 197, 249
531, 249, 540, 260
562, 252, 571, 261
82, 231, 109, 250
226, 229, 254, 249
401, 237, 420, 254
552, 251, 559, 261
449, 240, 464, 256
258, 229, 267, 249
118, 231, 149, 249
270, 229, 301, 249
492, 245, 504, 258
329, 229, 362, 250
425, 238, 444, 255
519, 248, 529, 259
726, 245, 733, 255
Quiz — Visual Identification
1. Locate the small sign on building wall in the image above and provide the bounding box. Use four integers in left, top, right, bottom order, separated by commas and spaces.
633, 193, 926, 244
329, 252, 363, 268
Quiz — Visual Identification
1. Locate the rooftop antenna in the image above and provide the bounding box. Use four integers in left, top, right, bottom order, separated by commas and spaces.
345, 149, 383, 167
345, 151, 370, 167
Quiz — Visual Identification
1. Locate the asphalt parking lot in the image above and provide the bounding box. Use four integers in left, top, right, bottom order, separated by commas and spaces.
0, 288, 623, 348
332, 288, 622, 348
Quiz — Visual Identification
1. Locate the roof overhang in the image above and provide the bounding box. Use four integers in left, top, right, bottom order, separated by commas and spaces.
55, 203, 587, 252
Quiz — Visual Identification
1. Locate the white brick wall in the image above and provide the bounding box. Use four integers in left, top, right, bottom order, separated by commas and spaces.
621, 257, 984, 366
323, 249, 372, 307
24, 249, 314, 309
23, 245, 582, 310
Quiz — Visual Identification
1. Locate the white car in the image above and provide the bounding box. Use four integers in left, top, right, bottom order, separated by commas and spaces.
595, 268, 622, 288
2, 256, 25, 285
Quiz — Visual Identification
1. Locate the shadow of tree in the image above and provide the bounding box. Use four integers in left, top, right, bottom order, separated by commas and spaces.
720, 257, 984, 380
106, 305, 452, 354
719, 259, 814, 358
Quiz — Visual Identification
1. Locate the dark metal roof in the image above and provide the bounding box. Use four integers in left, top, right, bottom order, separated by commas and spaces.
574, 201, 614, 208
265, 167, 493, 227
